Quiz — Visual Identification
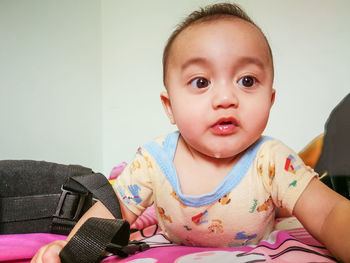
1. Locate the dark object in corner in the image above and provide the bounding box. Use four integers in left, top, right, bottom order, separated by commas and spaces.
315, 93, 350, 200
0, 160, 121, 235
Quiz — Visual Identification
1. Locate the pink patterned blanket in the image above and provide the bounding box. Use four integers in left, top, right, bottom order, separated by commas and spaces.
0, 217, 337, 263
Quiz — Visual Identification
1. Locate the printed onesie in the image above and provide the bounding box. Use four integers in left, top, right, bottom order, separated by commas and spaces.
113, 131, 317, 247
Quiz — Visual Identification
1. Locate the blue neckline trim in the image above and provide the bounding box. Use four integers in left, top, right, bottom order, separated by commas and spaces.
144, 131, 271, 207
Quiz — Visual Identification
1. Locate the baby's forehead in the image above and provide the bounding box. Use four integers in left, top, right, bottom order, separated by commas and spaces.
171, 17, 271, 64
176, 17, 269, 53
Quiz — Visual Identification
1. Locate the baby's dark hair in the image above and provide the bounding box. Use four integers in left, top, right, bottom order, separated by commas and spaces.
162, 2, 273, 86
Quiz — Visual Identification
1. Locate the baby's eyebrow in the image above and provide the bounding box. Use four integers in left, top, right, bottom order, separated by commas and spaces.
181, 57, 209, 71
180, 56, 266, 72
237, 56, 265, 70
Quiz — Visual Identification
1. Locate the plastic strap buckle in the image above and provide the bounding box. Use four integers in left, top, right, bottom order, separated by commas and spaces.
54, 186, 88, 221
106, 241, 150, 258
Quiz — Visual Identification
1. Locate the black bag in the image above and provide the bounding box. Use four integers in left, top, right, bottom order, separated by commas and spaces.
0, 160, 122, 235
315, 93, 350, 199
0, 160, 147, 262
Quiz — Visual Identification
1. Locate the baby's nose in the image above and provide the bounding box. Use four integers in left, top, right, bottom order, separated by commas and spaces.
211, 85, 238, 109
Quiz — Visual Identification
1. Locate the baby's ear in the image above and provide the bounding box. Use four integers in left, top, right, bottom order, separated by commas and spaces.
160, 91, 176, 124
271, 89, 276, 106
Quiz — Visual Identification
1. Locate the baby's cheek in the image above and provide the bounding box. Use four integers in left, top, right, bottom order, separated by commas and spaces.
246, 106, 270, 131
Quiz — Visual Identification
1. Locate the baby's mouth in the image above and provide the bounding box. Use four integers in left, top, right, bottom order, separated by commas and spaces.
211, 118, 238, 135
220, 121, 233, 125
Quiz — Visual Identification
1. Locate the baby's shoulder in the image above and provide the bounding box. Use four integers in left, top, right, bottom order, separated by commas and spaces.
140, 131, 179, 152
137, 132, 178, 161
258, 137, 295, 155
255, 137, 301, 167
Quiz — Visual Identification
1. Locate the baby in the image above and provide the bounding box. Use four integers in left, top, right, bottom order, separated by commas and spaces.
32, 3, 350, 263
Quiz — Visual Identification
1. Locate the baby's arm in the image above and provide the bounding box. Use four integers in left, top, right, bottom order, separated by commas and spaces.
31, 200, 137, 263
293, 178, 350, 263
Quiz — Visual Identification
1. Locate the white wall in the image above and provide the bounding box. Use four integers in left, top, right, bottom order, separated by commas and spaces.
1, 1, 349, 176
0, 0, 102, 172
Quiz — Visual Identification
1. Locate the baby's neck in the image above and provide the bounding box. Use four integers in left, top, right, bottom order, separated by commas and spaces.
178, 135, 242, 167
173, 135, 243, 196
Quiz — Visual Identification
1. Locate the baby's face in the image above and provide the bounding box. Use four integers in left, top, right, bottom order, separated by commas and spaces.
161, 17, 275, 158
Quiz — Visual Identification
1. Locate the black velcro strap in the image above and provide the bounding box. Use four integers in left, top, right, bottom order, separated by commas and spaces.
68, 173, 122, 219
59, 217, 130, 263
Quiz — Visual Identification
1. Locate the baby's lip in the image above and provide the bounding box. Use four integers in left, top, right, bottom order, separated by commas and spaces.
212, 117, 239, 127
211, 117, 239, 135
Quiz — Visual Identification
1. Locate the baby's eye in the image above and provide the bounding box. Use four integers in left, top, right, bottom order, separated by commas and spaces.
190, 77, 210, 89
237, 76, 256, 88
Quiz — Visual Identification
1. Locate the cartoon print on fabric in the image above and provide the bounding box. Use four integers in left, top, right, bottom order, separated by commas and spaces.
234, 231, 257, 246
184, 225, 192, 231
257, 154, 264, 176
128, 184, 142, 204
289, 180, 297, 187
258, 164, 263, 176
192, 210, 209, 225
171, 190, 187, 208
257, 196, 273, 212
249, 199, 258, 213
144, 155, 153, 168
208, 219, 224, 234
268, 163, 275, 185
117, 185, 142, 205
257, 155, 275, 185
284, 154, 301, 174
218, 192, 231, 205
130, 160, 141, 173
157, 207, 172, 223
117, 186, 130, 205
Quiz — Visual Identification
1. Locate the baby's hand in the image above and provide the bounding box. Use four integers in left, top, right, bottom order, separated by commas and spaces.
31, 240, 67, 263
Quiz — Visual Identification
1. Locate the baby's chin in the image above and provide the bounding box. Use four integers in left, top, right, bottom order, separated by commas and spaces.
212, 153, 237, 159
205, 149, 242, 160
201, 140, 253, 160
184, 137, 245, 160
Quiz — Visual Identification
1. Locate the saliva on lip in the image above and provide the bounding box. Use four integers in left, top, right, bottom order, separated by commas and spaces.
217, 124, 231, 131
214, 153, 221, 158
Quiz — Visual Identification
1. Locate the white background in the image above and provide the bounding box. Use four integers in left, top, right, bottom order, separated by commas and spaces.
1, 0, 349, 176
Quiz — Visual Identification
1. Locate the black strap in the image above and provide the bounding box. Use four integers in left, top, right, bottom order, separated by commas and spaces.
51, 172, 122, 234
59, 217, 131, 263
1, 194, 60, 222
69, 173, 122, 219
58, 174, 152, 262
